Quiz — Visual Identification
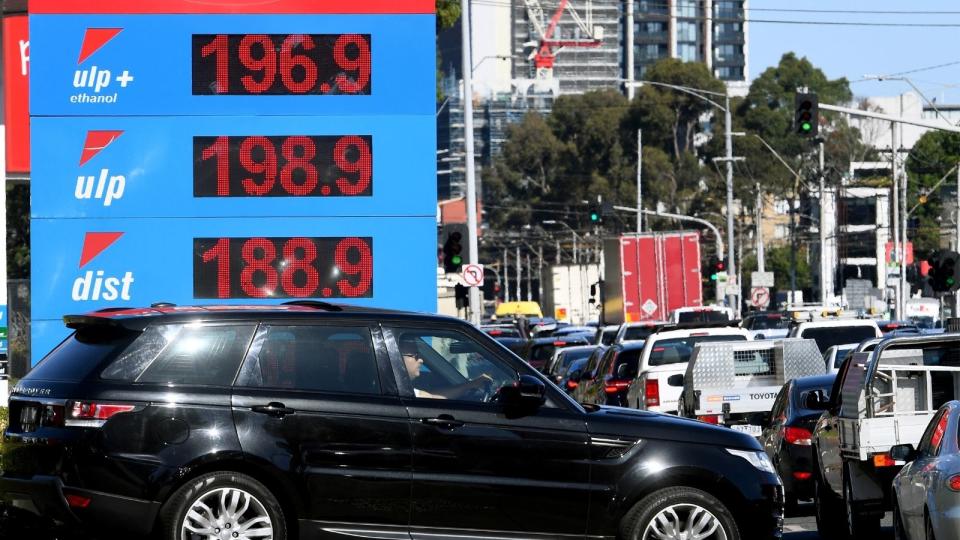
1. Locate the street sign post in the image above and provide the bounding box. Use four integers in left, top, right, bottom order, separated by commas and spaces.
29, 1, 437, 363
462, 264, 484, 287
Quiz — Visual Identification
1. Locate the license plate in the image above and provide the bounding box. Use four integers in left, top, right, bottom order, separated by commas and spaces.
730, 424, 762, 437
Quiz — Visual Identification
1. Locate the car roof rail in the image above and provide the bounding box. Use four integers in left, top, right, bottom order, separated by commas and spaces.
652, 319, 743, 334
282, 300, 344, 312
150, 302, 177, 308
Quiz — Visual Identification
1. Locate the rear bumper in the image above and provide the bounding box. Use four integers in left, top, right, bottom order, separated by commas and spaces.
0, 475, 159, 536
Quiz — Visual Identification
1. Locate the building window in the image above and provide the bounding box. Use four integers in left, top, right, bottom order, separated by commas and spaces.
676, 0, 698, 18
678, 43, 699, 62
637, 43, 668, 61
677, 21, 699, 42
716, 66, 743, 80
636, 21, 667, 34
714, 44, 742, 61
715, 22, 742, 39
637, 0, 668, 14
839, 231, 878, 259
840, 197, 877, 226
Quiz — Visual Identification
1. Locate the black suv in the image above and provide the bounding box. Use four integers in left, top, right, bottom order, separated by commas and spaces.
1, 303, 783, 540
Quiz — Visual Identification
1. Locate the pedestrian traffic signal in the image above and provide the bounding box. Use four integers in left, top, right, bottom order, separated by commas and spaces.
795, 93, 819, 137
441, 223, 469, 273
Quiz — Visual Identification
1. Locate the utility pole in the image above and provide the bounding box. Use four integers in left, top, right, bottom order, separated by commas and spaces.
460, 0, 481, 324
538, 245, 544, 302
901, 136, 908, 316
724, 89, 737, 315
819, 140, 828, 306
626, 0, 634, 101
756, 183, 765, 272
956, 165, 960, 250
515, 245, 521, 303
891, 122, 901, 318
637, 129, 643, 233
503, 247, 509, 303
555, 239, 560, 265
526, 253, 532, 301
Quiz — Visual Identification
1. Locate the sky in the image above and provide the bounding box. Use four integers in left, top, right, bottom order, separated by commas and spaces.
748, 1, 960, 104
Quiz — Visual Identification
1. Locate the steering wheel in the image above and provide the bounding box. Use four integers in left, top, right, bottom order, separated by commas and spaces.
464, 377, 497, 403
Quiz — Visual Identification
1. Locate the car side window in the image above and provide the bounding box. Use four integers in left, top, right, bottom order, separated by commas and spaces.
390, 328, 517, 403
586, 348, 607, 377
770, 383, 789, 421
918, 409, 949, 457
236, 325, 381, 395
101, 323, 256, 386
596, 349, 616, 378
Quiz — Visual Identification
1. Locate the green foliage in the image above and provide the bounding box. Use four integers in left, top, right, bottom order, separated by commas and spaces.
435, 0, 461, 100
7, 184, 28, 279
906, 130, 960, 258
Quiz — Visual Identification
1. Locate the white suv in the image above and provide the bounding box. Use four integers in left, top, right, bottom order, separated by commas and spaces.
787, 318, 881, 353
625, 326, 751, 413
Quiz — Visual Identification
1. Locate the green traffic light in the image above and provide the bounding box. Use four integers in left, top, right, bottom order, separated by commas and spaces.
710, 273, 718, 281
801, 122, 812, 131
590, 213, 599, 222
452, 255, 462, 265
948, 277, 956, 286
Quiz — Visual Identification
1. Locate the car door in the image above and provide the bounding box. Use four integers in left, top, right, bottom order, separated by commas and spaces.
816, 355, 855, 495
384, 324, 591, 539
231, 321, 412, 538
762, 382, 790, 462
899, 407, 949, 538
583, 348, 616, 406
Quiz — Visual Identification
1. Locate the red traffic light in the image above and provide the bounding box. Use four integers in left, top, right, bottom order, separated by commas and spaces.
715, 261, 725, 271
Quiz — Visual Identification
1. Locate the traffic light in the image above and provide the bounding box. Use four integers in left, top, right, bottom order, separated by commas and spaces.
441, 223, 469, 273
711, 259, 725, 281
589, 203, 602, 224
929, 251, 960, 293
454, 284, 469, 309
795, 93, 819, 137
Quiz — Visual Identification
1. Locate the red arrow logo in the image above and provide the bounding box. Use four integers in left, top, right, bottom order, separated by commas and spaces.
77, 28, 123, 64
79, 130, 123, 166
79, 232, 124, 268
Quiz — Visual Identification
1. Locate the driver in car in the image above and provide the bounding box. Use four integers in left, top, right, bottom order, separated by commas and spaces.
400, 337, 494, 399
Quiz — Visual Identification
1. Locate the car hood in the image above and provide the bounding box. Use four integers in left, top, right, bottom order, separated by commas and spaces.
584, 405, 761, 451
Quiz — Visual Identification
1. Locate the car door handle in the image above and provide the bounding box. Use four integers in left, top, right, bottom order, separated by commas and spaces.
421, 415, 464, 429
251, 402, 295, 417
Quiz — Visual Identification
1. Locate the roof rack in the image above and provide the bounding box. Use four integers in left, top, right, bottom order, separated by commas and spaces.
651, 319, 742, 335
281, 300, 344, 312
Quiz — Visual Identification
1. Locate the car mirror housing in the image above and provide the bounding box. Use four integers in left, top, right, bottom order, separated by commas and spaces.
497, 375, 546, 409
890, 443, 917, 462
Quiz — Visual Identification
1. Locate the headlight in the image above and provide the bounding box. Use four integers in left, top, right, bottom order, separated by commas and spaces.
727, 448, 777, 475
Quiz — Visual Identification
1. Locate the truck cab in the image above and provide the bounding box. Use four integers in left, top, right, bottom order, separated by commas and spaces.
625, 324, 751, 414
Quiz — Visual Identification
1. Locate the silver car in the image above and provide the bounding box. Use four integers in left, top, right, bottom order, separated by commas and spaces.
892, 400, 960, 540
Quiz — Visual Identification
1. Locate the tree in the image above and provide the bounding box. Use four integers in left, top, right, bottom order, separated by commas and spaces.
906, 130, 960, 257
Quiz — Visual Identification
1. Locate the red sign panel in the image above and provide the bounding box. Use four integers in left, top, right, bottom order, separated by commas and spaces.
885, 241, 914, 266
3, 14, 29, 173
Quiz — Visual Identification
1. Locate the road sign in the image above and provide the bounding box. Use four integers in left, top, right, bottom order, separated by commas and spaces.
724, 284, 741, 297
462, 264, 484, 287
28, 1, 437, 364
750, 287, 770, 309
641, 299, 658, 316
751, 271, 774, 288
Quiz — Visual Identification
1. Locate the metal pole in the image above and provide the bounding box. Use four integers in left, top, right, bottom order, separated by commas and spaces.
515, 245, 521, 304
555, 239, 561, 265
503, 247, 509, 303
956, 165, 960, 250
526, 253, 532, 302
538, 245, 544, 303
756, 183, 765, 272
724, 91, 737, 314
901, 135, 908, 315
891, 121, 900, 317
460, 0, 481, 325
626, 0, 635, 101
819, 140, 827, 306
573, 232, 578, 264
637, 129, 643, 233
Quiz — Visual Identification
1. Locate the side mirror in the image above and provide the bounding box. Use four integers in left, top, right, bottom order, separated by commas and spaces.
497, 375, 547, 408
890, 443, 917, 463
804, 389, 830, 411
667, 374, 684, 387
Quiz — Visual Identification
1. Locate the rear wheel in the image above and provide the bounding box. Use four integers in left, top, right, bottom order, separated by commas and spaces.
158, 471, 286, 540
843, 465, 880, 539
814, 475, 845, 539
620, 487, 739, 540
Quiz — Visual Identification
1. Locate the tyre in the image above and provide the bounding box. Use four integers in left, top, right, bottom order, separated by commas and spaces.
892, 497, 907, 540
157, 471, 286, 540
843, 466, 880, 539
620, 487, 739, 540
814, 476, 845, 539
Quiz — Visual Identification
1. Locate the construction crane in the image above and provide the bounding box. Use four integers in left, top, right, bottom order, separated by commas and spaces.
522, 0, 603, 80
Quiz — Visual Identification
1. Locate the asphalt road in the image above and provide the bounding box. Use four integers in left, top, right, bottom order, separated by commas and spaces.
784, 504, 894, 539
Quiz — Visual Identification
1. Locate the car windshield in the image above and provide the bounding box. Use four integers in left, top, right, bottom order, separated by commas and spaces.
648, 334, 747, 366
558, 348, 595, 375
746, 314, 787, 330
624, 325, 658, 341
801, 326, 877, 353
677, 310, 728, 323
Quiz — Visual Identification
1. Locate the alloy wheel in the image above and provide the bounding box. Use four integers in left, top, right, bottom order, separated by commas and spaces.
642, 503, 728, 540
181, 487, 273, 540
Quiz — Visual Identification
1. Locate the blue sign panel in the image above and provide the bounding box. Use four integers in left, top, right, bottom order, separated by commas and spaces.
31, 216, 436, 362
31, 116, 435, 218
30, 14, 434, 116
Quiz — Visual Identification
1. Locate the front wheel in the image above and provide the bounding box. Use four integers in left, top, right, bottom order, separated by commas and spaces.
620, 487, 739, 540
157, 471, 286, 540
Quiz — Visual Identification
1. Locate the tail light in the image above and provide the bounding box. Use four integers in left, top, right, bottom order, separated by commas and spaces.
604, 379, 632, 394
793, 471, 812, 481
553, 341, 567, 346
644, 379, 660, 407
65, 494, 92, 509
948, 475, 960, 492
783, 426, 813, 446
566, 380, 579, 390
697, 415, 719, 424
873, 453, 896, 467
66, 401, 137, 428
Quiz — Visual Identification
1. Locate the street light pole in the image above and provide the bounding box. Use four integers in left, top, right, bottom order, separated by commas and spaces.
460, 0, 481, 325
724, 89, 737, 315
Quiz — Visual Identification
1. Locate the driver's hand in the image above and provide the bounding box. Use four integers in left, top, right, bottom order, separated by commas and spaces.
470, 373, 494, 388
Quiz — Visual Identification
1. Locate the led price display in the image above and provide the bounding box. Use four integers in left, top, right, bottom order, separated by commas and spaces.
194, 135, 372, 197
192, 34, 371, 95
195, 236, 373, 299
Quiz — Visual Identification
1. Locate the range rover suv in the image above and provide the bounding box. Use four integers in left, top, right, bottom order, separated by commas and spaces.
0, 303, 783, 540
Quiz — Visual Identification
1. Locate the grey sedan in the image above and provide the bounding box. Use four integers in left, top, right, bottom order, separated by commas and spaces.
892, 400, 960, 540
